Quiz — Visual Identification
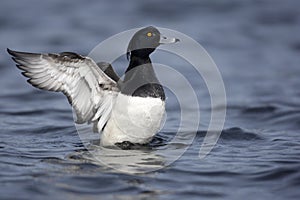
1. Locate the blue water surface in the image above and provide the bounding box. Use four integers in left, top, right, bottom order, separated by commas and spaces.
1, 0, 300, 199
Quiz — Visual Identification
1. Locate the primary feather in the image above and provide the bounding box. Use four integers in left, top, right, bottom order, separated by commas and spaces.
7, 48, 119, 132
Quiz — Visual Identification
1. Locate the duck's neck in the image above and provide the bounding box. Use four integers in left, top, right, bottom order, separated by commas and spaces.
124, 56, 154, 80
122, 55, 165, 100
126, 55, 149, 72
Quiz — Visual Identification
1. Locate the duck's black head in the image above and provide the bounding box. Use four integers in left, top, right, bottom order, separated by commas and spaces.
127, 26, 179, 60
123, 27, 179, 99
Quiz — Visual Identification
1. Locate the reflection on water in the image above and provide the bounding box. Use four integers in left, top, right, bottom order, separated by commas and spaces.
87, 147, 165, 174
76, 124, 165, 174
75, 124, 194, 174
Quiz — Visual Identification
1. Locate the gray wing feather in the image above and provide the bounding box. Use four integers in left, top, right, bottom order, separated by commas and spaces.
8, 48, 119, 132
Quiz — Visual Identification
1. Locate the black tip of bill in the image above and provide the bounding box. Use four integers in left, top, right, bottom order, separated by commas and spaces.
159, 35, 180, 44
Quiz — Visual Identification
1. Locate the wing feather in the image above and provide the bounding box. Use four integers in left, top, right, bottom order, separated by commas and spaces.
8, 48, 119, 132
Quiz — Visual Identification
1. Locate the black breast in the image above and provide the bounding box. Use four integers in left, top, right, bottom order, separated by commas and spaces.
122, 82, 165, 100
121, 57, 165, 101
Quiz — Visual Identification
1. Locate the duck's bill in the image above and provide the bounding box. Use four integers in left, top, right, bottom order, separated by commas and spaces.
159, 35, 180, 44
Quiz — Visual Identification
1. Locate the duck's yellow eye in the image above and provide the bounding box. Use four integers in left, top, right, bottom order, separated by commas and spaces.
146, 32, 152, 37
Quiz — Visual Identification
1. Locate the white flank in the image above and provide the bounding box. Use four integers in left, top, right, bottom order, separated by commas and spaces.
101, 93, 165, 146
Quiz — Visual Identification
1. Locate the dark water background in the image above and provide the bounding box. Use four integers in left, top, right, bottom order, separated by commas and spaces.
1, 0, 300, 199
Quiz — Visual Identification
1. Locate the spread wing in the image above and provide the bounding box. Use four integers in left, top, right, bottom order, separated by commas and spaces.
7, 48, 120, 132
